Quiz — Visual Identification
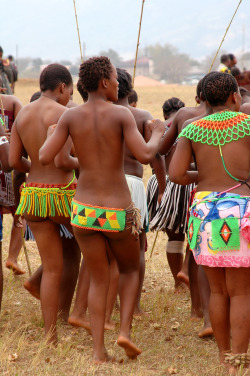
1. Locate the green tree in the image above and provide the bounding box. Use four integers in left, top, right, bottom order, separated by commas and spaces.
200, 49, 228, 73
60, 60, 72, 66
146, 43, 194, 83
69, 65, 79, 76
99, 49, 122, 66
32, 57, 43, 71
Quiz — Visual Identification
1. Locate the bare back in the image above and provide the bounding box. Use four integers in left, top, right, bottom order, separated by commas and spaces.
124, 106, 153, 177
64, 101, 136, 208
159, 104, 206, 155
0, 94, 22, 116
193, 136, 250, 195
13, 98, 73, 184
176, 106, 206, 132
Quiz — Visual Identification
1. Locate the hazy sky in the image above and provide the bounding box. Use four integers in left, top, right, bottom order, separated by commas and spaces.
1, 0, 249, 63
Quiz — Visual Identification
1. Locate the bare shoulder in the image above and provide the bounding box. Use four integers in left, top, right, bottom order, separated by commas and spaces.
182, 114, 203, 129
112, 104, 134, 121
15, 102, 32, 118
130, 106, 152, 122
240, 103, 250, 114
176, 106, 198, 122
11, 95, 22, 106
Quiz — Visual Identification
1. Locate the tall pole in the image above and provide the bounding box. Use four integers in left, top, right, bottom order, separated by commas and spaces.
208, 0, 243, 73
132, 0, 145, 86
72, 0, 84, 63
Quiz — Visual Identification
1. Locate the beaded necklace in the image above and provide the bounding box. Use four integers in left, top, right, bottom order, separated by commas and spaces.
179, 110, 250, 187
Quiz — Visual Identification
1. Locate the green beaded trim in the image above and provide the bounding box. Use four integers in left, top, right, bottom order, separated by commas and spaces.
179, 111, 250, 146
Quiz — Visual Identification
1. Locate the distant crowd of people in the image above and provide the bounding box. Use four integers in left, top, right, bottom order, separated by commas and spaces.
218, 53, 250, 96
0, 46, 18, 94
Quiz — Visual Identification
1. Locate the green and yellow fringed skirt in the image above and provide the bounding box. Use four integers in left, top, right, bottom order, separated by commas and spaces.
16, 182, 76, 218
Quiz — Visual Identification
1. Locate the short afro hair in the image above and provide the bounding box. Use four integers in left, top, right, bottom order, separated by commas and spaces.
231, 67, 241, 78
228, 53, 235, 62
162, 97, 185, 115
40, 64, 72, 92
78, 56, 113, 92
77, 79, 88, 102
116, 68, 133, 99
128, 89, 138, 104
221, 54, 229, 64
196, 78, 203, 99
30, 91, 41, 102
203, 72, 238, 107
199, 72, 217, 98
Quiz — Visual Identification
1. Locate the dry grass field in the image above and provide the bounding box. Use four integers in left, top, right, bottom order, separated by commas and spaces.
0, 79, 247, 376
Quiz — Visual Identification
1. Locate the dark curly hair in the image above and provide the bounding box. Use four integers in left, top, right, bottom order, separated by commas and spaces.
203, 72, 238, 107
40, 64, 72, 92
77, 79, 88, 102
162, 97, 185, 116
199, 72, 217, 99
78, 56, 113, 92
128, 89, 138, 104
196, 78, 203, 99
116, 68, 133, 99
231, 67, 241, 78
30, 91, 41, 102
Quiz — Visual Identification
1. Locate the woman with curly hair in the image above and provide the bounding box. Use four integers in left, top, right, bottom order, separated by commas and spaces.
39, 56, 164, 364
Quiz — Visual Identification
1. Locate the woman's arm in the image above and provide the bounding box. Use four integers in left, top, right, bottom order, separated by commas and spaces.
158, 114, 179, 155
13, 96, 22, 119
54, 136, 79, 171
39, 112, 70, 165
169, 137, 198, 185
122, 108, 165, 164
9, 121, 30, 172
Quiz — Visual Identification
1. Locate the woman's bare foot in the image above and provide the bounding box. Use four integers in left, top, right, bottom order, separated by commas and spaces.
93, 352, 116, 365
45, 329, 58, 346
68, 315, 91, 334
223, 353, 250, 375
104, 320, 116, 330
190, 307, 203, 321
198, 325, 213, 338
117, 335, 142, 359
134, 307, 145, 317
23, 280, 40, 299
6, 260, 25, 275
177, 271, 190, 288
174, 283, 188, 294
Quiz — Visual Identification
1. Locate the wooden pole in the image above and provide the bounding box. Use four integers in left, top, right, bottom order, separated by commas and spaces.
21, 228, 32, 276
149, 230, 159, 259
208, 0, 243, 72
132, 0, 146, 86
0, 95, 6, 129
72, 0, 84, 63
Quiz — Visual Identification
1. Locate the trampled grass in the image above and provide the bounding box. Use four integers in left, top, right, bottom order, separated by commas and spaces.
1, 80, 248, 375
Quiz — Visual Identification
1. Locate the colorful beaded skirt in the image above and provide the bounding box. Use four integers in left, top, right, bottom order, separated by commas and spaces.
188, 191, 250, 267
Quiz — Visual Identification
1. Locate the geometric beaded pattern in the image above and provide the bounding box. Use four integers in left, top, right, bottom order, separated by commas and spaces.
211, 217, 240, 251
179, 111, 250, 146
71, 200, 126, 232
